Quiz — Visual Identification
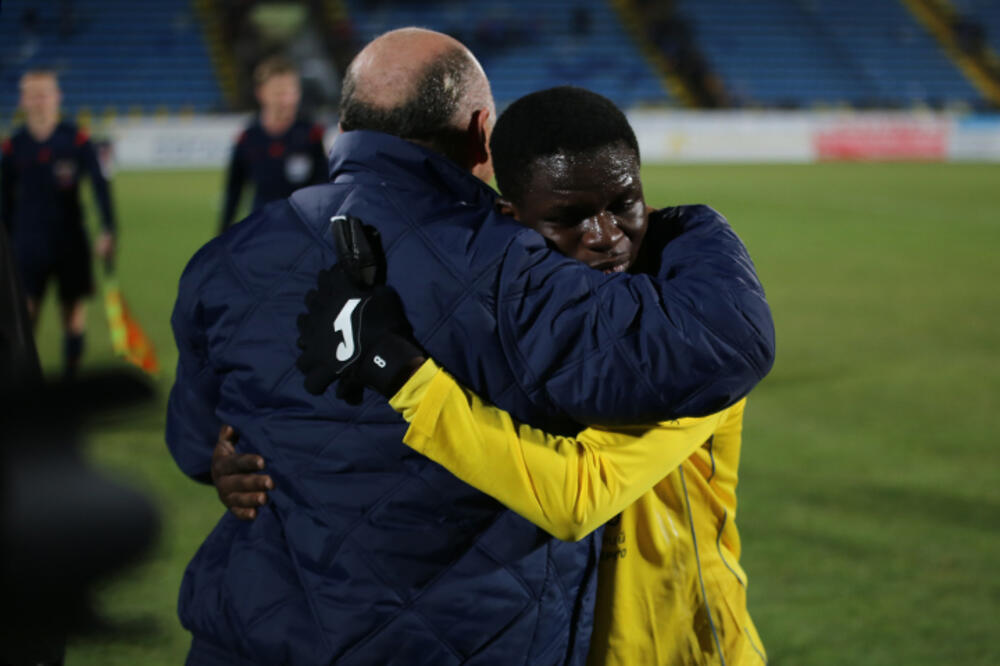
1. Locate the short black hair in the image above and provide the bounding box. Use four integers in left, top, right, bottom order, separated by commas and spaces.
339, 47, 474, 158
490, 86, 640, 205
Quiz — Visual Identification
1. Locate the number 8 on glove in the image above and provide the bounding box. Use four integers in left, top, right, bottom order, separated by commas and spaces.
295, 215, 424, 402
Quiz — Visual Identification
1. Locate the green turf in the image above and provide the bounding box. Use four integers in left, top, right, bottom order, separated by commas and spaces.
29, 163, 998, 665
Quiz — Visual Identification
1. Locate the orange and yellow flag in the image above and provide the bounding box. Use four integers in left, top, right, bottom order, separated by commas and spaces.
104, 277, 159, 376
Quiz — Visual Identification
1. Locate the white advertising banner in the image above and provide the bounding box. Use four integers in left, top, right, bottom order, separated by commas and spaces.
109, 116, 247, 170
105, 115, 339, 170
948, 115, 1000, 161
629, 110, 1000, 163
627, 111, 815, 163
102, 112, 1000, 169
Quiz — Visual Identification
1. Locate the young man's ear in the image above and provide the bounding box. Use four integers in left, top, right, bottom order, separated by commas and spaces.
494, 198, 519, 221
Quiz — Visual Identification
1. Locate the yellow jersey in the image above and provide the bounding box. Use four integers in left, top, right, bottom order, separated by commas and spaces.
390, 359, 766, 666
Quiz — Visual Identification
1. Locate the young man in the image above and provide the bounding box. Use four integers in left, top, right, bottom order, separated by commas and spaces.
1, 69, 116, 378
240, 87, 769, 664
218, 56, 327, 234
383, 87, 769, 665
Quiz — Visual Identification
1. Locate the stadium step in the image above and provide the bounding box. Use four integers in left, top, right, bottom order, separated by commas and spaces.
191, 0, 240, 108
316, 0, 358, 73
608, 0, 697, 107
341, 0, 671, 109
899, 0, 1000, 105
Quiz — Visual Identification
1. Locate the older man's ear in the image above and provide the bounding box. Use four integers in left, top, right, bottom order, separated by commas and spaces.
467, 107, 494, 184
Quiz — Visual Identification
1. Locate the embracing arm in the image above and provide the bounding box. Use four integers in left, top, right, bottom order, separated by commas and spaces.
496, 205, 774, 425
390, 359, 726, 541
290, 216, 743, 536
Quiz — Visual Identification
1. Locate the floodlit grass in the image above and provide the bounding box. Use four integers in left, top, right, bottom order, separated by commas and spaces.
30, 163, 998, 665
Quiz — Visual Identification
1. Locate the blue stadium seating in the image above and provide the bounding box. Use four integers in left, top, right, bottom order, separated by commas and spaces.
341, 0, 672, 109
1, 0, 984, 118
0, 0, 223, 119
674, 0, 980, 107
951, 0, 1000, 55
807, 0, 978, 105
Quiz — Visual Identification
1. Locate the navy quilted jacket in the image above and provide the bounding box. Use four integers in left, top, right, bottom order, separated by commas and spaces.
166, 131, 774, 665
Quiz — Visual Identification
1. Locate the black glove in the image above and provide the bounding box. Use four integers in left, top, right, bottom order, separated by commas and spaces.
295, 216, 423, 402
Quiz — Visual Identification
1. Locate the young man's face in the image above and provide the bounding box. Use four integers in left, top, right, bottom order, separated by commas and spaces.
506, 142, 648, 274
256, 73, 301, 116
20, 74, 61, 123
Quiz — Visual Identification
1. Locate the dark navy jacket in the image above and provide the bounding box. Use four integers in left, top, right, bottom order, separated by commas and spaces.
1, 122, 115, 262
167, 130, 774, 665
219, 117, 327, 234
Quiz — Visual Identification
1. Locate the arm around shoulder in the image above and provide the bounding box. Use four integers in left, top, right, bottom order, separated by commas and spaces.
494, 211, 774, 426
391, 359, 726, 541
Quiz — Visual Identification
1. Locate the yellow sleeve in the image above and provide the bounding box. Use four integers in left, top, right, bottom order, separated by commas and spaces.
705, 397, 746, 515
390, 359, 726, 541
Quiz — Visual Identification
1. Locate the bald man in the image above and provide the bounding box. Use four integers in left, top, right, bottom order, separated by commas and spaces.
167, 28, 773, 665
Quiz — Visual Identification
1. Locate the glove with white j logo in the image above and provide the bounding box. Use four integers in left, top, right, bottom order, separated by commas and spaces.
295, 216, 424, 402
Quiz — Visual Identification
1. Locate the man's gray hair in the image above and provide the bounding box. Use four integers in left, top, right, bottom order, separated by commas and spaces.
339, 47, 479, 158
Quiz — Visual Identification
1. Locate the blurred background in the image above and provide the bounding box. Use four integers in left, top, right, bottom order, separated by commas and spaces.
1, 1, 998, 664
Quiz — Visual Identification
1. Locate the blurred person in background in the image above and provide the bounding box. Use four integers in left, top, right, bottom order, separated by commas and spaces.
0, 371, 160, 666
218, 55, 327, 235
1, 197, 157, 666
0, 222, 41, 391
1, 70, 116, 379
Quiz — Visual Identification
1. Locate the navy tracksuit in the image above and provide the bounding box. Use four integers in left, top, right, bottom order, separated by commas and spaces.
218, 117, 327, 234
1, 121, 115, 302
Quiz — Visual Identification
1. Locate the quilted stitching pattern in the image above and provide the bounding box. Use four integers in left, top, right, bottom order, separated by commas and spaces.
169, 131, 774, 665
171, 134, 594, 665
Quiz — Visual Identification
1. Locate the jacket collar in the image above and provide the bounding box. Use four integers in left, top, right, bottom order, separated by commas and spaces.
328, 130, 498, 208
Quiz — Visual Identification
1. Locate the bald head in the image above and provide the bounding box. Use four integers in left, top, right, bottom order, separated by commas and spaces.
347, 28, 476, 109
339, 28, 495, 177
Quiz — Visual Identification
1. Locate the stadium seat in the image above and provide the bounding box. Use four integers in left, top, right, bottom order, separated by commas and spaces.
0, 0, 223, 118
950, 0, 1000, 55
341, 0, 673, 109
673, 0, 981, 107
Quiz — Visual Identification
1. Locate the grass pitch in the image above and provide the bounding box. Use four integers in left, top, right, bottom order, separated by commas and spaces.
30, 162, 998, 665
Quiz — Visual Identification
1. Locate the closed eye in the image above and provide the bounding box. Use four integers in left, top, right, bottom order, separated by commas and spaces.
543, 207, 591, 227
610, 195, 640, 214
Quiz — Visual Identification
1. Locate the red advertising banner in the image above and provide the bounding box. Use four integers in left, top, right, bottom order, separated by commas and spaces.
814, 122, 949, 161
